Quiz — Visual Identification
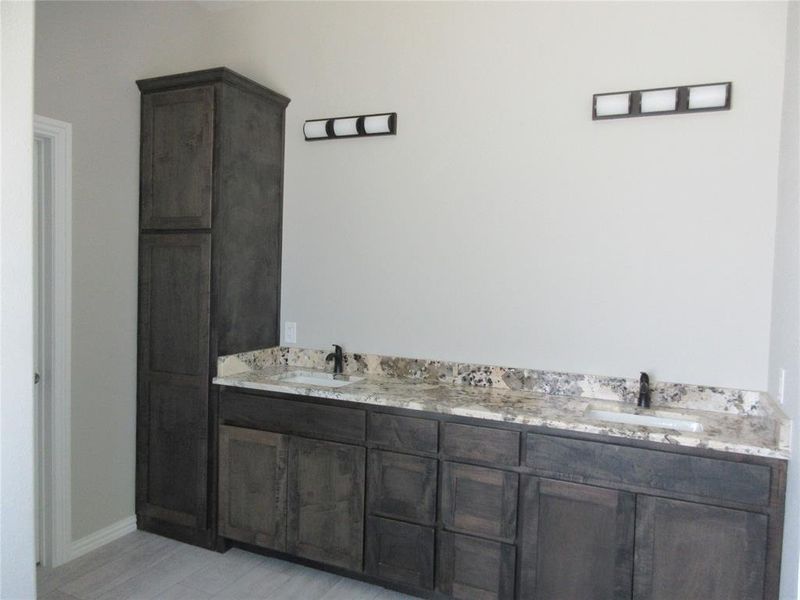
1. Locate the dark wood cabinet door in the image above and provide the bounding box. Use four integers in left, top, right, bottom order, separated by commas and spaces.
441, 462, 518, 542
136, 377, 208, 529
437, 531, 516, 600
218, 426, 288, 551
137, 233, 211, 530
365, 516, 434, 590
519, 477, 634, 600
367, 450, 437, 525
138, 233, 211, 379
141, 86, 214, 230
633, 496, 768, 600
287, 437, 366, 571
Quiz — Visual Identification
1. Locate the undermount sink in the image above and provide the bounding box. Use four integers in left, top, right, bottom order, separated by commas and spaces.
584, 404, 704, 433
274, 370, 363, 388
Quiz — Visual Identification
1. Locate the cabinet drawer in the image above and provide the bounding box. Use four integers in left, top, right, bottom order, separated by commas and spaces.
442, 423, 519, 466
526, 434, 771, 506
441, 462, 518, 542
219, 390, 366, 444
368, 412, 438, 454
368, 450, 437, 525
366, 516, 434, 590
437, 531, 516, 600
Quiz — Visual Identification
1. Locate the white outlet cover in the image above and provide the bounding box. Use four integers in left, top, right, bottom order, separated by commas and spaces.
285, 321, 297, 344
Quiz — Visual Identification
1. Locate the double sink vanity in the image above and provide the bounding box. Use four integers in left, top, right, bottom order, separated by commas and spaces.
132, 68, 790, 600
209, 346, 789, 600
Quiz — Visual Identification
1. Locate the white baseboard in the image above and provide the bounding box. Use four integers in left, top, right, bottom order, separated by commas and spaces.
70, 516, 137, 560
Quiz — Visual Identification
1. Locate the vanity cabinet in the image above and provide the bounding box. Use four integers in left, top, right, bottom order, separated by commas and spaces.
633, 496, 769, 600
518, 477, 634, 600
218, 425, 287, 551
215, 388, 786, 600
287, 437, 366, 571
437, 531, 516, 600
136, 68, 289, 547
366, 516, 435, 590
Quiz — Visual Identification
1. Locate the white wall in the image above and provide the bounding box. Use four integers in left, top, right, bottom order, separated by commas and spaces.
0, 1, 37, 597
35, 0, 209, 541
770, 2, 800, 598
198, 1, 787, 390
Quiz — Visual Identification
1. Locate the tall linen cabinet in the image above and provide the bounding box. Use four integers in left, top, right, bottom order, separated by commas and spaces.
136, 68, 289, 547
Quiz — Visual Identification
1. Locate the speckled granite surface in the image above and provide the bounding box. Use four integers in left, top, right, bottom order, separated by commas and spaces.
214, 347, 791, 459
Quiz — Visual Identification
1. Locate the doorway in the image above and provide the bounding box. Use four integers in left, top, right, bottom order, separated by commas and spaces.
33, 115, 73, 567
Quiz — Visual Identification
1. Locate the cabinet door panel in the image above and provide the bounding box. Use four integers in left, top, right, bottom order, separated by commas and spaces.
368, 450, 437, 525
366, 516, 434, 590
519, 477, 634, 600
633, 496, 768, 600
137, 233, 211, 530
136, 377, 207, 528
437, 531, 515, 600
139, 233, 210, 377
287, 437, 366, 571
141, 86, 214, 230
218, 426, 287, 550
441, 462, 518, 542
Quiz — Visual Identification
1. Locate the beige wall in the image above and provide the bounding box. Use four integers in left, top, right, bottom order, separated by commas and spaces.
770, 2, 800, 597
34, 0, 209, 541
35, 0, 791, 559
201, 1, 786, 390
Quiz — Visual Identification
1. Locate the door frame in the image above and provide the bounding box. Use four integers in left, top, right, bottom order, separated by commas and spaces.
34, 115, 72, 567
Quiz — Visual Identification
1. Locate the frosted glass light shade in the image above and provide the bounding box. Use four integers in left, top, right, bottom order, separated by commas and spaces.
594, 93, 631, 117
688, 84, 729, 110
333, 117, 358, 137
304, 112, 396, 140
363, 114, 392, 134
303, 120, 329, 139
641, 88, 677, 113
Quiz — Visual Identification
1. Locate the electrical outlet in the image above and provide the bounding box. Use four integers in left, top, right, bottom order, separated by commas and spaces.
778, 368, 786, 404
285, 321, 297, 344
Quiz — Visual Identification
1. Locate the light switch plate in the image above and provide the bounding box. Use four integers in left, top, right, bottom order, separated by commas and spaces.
778, 368, 786, 404
285, 321, 297, 344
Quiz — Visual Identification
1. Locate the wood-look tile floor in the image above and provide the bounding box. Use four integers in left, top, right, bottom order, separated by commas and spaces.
36, 531, 416, 600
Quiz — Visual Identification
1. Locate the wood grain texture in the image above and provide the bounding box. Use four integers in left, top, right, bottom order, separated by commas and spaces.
441, 462, 518, 543
218, 425, 288, 551
212, 81, 286, 356
140, 87, 214, 230
365, 516, 434, 590
526, 433, 772, 506
287, 437, 366, 571
442, 423, 519, 466
436, 531, 515, 600
519, 477, 634, 600
367, 450, 437, 525
368, 413, 438, 455
220, 389, 366, 444
137, 233, 212, 532
137, 68, 289, 548
633, 496, 768, 600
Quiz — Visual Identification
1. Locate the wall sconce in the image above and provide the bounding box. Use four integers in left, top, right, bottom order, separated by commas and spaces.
303, 112, 397, 141
593, 82, 731, 120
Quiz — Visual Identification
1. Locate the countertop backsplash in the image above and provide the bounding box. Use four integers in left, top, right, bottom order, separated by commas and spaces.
218, 346, 775, 417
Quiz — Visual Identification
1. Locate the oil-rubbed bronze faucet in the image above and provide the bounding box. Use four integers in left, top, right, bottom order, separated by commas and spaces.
638, 372, 651, 408
326, 344, 344, 375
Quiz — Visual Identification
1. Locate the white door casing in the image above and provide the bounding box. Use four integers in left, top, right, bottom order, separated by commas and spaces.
34, 114, 73, 567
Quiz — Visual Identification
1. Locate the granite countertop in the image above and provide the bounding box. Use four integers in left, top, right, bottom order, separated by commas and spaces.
214, 359, 791, 460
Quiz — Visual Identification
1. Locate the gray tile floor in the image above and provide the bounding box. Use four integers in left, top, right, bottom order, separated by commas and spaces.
36, 531, 416, 600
